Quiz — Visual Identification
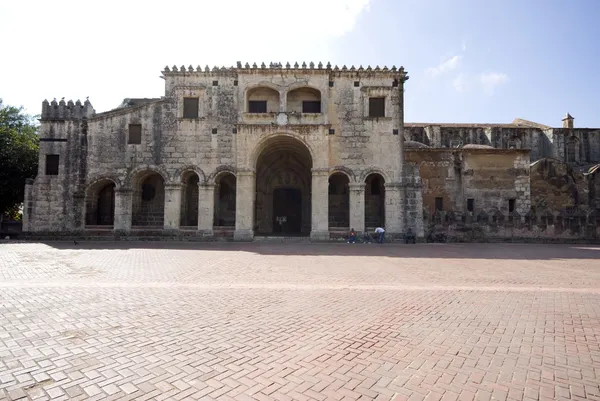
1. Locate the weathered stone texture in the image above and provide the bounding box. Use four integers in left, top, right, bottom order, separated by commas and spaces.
406, 148, 531, 215
22, 63, 600, 242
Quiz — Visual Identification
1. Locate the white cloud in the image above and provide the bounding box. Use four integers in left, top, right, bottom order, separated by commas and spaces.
452, 74, 465, 92
461, 40, 467, 51
0, 0, 370, 114
426, 55, 462, 77
479, 72, 509, 95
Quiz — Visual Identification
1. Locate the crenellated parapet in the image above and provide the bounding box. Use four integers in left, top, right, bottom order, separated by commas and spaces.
161, 61, 409, 82
41, 97, 96, 121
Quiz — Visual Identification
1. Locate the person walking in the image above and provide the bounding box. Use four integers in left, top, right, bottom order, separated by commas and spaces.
375, 226, 385, 243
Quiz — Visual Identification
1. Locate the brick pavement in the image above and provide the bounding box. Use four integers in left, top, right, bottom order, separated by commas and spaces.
0, 242, 599, 400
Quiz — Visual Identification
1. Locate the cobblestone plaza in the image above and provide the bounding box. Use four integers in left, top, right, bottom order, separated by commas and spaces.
0, 242, 599, 400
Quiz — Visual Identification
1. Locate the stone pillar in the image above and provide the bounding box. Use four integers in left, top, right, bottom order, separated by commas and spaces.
163, 184, 182, 230
114, 188, 133, 232
198, 183, 215, 235
384, 183, 403, 234
234, 170, 255, 241
413, 185, 425, 238
310, 169, 329, 240
349, 183, 365, 233
22, 179, 34, 232
72, 191, 86, 232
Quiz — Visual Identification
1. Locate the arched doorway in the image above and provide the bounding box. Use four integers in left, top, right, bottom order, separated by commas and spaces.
132, 171, 165, 227
255, 136, 312, 235
85, 180, 116, 226
328, 173, 349, 228
214, 173, 237, 227
180, 172, 199, 227
365, 173, 385, 229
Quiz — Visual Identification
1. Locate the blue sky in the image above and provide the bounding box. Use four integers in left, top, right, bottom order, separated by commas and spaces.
2, 0, 599, 127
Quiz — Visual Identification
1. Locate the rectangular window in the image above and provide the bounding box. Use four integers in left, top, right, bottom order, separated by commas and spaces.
248, 101, 267, 113
45, 154, 59, 175
183, 98, 199, 119
369, 97, 385, 118
435, 197, 444, 211
128, 124, 142, 144
467, 198, 474, 212
508, 199, 516, 213
302, 101, 321, 113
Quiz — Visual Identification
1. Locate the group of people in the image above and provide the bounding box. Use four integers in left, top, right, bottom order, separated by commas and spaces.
347, 227, 385, 244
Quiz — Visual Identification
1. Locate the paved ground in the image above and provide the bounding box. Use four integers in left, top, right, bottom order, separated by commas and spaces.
0, 242, 599, 401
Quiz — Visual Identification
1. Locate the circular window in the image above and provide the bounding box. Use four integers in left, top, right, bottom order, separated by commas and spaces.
141, 184, 156, 201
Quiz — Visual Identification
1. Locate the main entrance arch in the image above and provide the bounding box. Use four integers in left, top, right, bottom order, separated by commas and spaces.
254, 136, 313, 235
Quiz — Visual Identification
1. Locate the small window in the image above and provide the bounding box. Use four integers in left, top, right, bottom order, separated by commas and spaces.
45, 154, 59, 175
128, 124, 142, 144
435, 197, 444, 211
302, 101, 321, 113
183, 98, 199, 119
508, 199, 516, 213
467, 198, 474, 212
248, 100, 267, 113
369, 97, 385, 118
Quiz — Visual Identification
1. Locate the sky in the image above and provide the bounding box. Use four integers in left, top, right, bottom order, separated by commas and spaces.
2, 0, 599, 127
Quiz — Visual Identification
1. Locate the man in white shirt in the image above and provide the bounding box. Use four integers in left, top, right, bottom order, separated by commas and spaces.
375, 227, 385, 243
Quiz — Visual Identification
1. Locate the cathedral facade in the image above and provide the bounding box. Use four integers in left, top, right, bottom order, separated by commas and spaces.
23, 62, 425, 240
22, 62, 600, 241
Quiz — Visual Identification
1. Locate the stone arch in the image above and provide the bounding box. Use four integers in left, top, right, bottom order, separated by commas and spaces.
130, 168, 166, 227
364, 173, 385, 229
214, 171, 237, 227
329, 166, 356, 182
251, 133, 315, 171
85, 178, 118, 226
254, 135, 313, 235
176, 166, 206, 185
208, 165, 237, 184
359, 168, 391, 184
180, 171, 199, 227
245, 85, 281, 113
328, 172, 350, 229
285, 86, 322, 114
126, 165, 169, 188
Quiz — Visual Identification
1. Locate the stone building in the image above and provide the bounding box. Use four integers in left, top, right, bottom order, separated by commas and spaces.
22, 62, 600, 241
23, 62, 425, 240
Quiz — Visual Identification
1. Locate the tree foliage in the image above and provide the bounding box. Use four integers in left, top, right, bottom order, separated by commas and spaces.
0, 100, 39, 219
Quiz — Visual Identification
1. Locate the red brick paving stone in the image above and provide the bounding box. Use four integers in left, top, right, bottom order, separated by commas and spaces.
1, 243, 600, 400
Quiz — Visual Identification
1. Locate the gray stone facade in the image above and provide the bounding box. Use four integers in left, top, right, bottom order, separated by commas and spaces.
22, 63, 600, 241
24, 63, 424, 239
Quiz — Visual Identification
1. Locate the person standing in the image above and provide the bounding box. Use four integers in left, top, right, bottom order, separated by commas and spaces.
375, 226, 385, 243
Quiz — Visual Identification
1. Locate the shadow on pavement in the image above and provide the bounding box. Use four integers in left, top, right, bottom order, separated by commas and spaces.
11, 240, 600, 260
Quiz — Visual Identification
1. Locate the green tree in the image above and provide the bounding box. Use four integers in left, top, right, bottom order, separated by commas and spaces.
0, 100, 39, 220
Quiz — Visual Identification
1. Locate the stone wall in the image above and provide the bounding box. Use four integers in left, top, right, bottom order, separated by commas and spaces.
404, 124, 600, 167
26, 63, 414, 236
405, 148, 531, 217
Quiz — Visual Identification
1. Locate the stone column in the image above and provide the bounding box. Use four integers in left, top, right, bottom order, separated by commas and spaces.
198, 183, 215, 235
163, 184, 182, 230
349, 183, 365, 233
22, 179, 34, 232
384, 183, 403, 235
114, 188, 133, 232
234, 170, 255, 241
413, 184, 425, 238
310, 169, 329, 240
